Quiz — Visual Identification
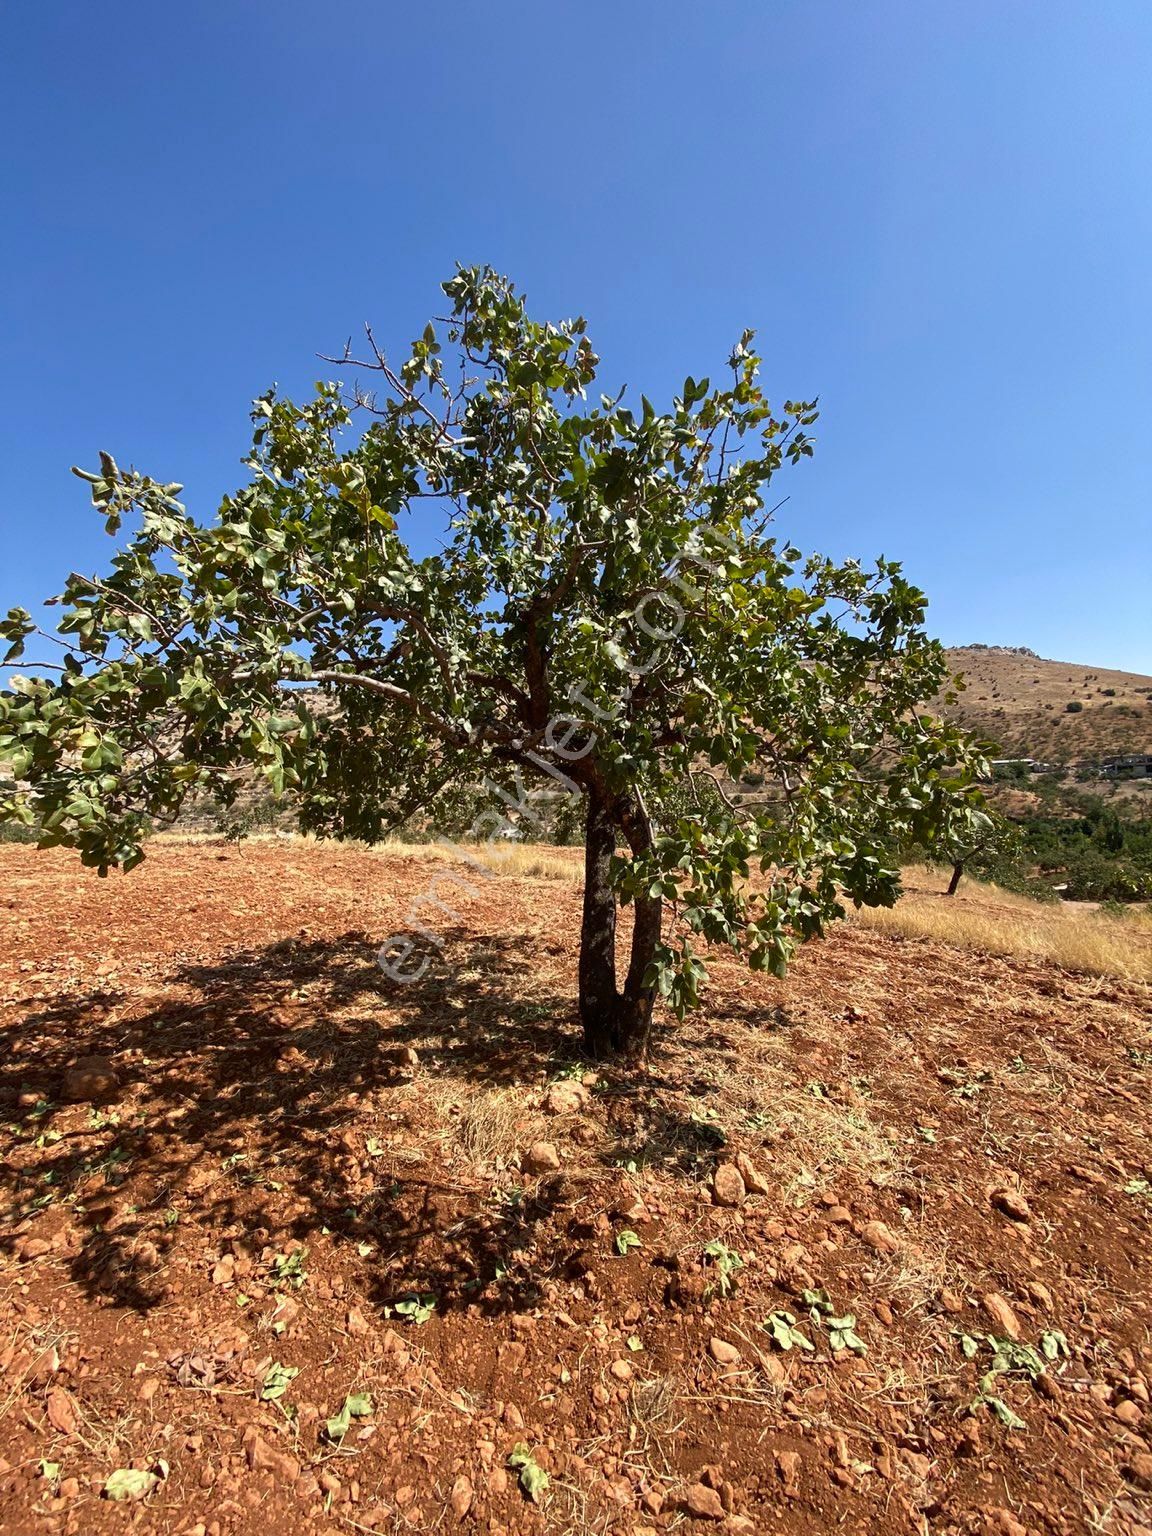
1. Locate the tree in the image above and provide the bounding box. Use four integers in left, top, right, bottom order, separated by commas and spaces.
0, 267, 987, 1058
932, 806, 1015, 895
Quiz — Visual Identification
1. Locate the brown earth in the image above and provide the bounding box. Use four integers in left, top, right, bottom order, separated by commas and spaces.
938, 648, 1152, 762
1, 840, 1151, 1536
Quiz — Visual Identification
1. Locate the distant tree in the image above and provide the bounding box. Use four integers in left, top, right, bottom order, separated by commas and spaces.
933, 808, 1018, 896
0, 267, 987, 1057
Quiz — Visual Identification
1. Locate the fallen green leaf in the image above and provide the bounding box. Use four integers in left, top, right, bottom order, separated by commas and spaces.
508, 1442, 550, 1502
984, 1395, 1026, 1430
326, 1390, 374, 1443
104, 1468, 158, 1501
1040, 1329, 1069, 1362
260, 1362, 299, 1401
827, 1314, 867, 1354
393, 1293, 437, 1325
764, 1311, 814, 1351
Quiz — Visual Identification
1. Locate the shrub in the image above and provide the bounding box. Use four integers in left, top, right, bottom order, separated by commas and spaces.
0, 820, 38, 844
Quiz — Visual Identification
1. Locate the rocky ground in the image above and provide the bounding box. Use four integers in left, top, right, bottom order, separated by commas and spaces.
1, 840, 1151, 1536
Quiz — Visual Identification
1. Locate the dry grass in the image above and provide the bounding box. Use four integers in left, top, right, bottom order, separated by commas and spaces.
425, 1082, 542, 1169
626, 1371, 686, 1483
853, 869, 1152, 983
936, 645, 1152, 760
153, 830, 584, 882
0, 1312, 76, 1426
697, 1049, 905, 1205
771, 1083, 904, 1201
379, 839, 582, 883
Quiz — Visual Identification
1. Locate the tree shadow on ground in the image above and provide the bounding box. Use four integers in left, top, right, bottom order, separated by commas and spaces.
0, 928, 608, 1317
0, 928, 807, 1320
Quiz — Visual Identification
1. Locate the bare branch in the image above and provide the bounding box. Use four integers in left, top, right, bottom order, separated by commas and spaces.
319, 326, 465, 448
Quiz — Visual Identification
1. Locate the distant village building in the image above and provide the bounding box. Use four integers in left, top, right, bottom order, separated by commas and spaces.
986, 758, 1057, 778
1098, 753, 1152, 780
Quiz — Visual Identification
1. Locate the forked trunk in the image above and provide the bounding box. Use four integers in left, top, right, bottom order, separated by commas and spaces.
578, 787, 661, 1059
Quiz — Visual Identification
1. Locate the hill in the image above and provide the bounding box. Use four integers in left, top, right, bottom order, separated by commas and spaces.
936, 646, 1152, 762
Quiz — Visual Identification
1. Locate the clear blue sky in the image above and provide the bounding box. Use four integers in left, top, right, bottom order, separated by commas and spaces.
2, 2, 1149, 670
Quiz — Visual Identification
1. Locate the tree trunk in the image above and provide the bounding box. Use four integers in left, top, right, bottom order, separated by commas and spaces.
579, 790, 621, 1057
617, 792, 661, 1058
578, 787, 662, 1060
947, 861, 964, 896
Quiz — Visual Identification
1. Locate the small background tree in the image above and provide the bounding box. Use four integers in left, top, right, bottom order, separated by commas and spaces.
0, 267, 987, 1057
930, 805, 1017, 896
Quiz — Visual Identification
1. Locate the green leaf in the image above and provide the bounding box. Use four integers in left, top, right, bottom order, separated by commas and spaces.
984, 1395, 1026, 1431
393, 1292, 437, 1325
828, 1318, 867, 1355
1040, 1330, 1069, 1362
260, 1362, 299, 1401
508, 1443, 550, 1502
764, 1311, 813, 1351
104, 1468, 158, 1501
615, 1229, 642, 1256
326, 1390, 374, 1443
271, 1249, 308, 1288
701, 1238, 744, 1296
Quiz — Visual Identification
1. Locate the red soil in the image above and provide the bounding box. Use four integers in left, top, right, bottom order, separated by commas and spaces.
1, 840, 1150, 1536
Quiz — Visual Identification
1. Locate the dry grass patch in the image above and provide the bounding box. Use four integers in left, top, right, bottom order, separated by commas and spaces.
709, 1055, 905, 1204
0, 1313, 76, 1426
379, 839, 581, 883
153, 830, 584, 882
627, 1372, 685, 1476
426, 1083, 543, 1169
768, 1083, 904, 1203
869, 1228, 958, 1316
57, 1393, 139, 1464
854, 871, 1152, 982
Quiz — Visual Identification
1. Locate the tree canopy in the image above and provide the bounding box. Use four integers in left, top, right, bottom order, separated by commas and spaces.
0, 266, 987, 1055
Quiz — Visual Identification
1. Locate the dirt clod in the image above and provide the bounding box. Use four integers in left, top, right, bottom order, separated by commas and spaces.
990, 1187, 1032, 1222
981, 1292, 1022, 1340
449, 1474, 473, 1519
857, 1219, 899, 1254
734, 1151, 771, 1196
712, 1162, 746, 1207
681, 1482, 726, 1520
776, 1450, 802, 1497
544, 1081, 590, 1114
60, 1053, 119, 1102
244, 1431, 301, 1484
524, 1140, 561, 1173
45, 1388, 76, 1435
